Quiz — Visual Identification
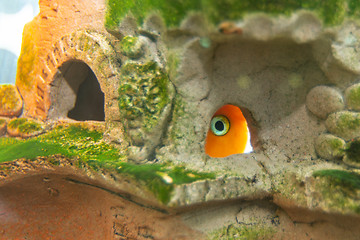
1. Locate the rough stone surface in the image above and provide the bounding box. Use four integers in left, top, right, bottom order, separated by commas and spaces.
117, 14, 138, 37
173, 39, 212, 101
315, 134, 346, 160
343, 138, 360, 168
306, 85, 344, 119
118, 36, 144, 59
7, 118, 44, 138
343, 155, 360, 168
0, 172, 203, 240
118, 61, 174, 162
16, 0, 107, 119
0, 84, 23, 117
7, 6, 360, 239
169, 176, 271, 207
345, 83, 360, 111
180, 13, 210, 36
0, 118, 8, 136
325, 111, 360, 140
307, 173, 360, 215
142, 14, 165, 36
242, 15, 275, 41
290, 11, 322, 43
332, 21, 360, 74
235, 204, 278, 227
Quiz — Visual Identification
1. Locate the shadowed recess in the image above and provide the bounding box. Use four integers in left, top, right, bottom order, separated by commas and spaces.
49, 60, 105, 121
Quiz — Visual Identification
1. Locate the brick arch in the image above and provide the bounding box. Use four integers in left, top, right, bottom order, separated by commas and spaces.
34, 30, 120, 120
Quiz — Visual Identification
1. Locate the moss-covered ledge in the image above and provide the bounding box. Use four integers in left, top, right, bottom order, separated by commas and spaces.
311, 169, 360, 214
272, 169, 360, 216
0, 122, 215, 205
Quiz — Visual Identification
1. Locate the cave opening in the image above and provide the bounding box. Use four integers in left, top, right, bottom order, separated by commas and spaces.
49, 60, 105, 121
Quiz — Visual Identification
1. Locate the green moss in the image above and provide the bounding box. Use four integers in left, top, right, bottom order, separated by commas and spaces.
313, 169, 360, 190
119, 36, 143, 58
7, 118, 27, 129
105, 0, 200, 30
0, 84, 21, 111
168, 97, 199, 146
105, 0, 360, 30
170, 97, 187, 141
313, 169, 360, 213
110, 162, 215, 203
329, 138, 344, 149
8, 118, 43, 134
0, 140, 72, 163
0, 123, 215, 204
78, 34, 92, 52
18, 122, 42, 134
118, 61, 170, 132
0, 124, 121, 163
16, 21, 37, 90
338, 112, 360, 130
346, 84, 360, 110
47, 156, 61, 166
326, 111, 360, 141
38, 124, 122, 162
272, 172, 308, 206
166, 50, 181, 80
82, 154, 216, 203
0, 137, 19, 147
345, 138, 360, 163
208, 224, 276, 240
315, 134, 346, 160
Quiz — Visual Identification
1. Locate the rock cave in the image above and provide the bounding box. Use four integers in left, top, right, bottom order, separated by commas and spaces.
49, 60, 105, 121
1, 0, 360, 239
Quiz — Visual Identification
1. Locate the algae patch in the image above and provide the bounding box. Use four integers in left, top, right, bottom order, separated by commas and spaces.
118, 61, 170, 131
208, 224, 276, 240
119, 36, 143, 58
0, 124, 117, 163
313, 169, 360, 190
7, 118, 44, 137
0, 123, 215, 204
345, 83, 360, 111
105, 0, 357, 31
325, 111, 360, 140
312, 169, 360, 213
0, 84, 23, 117
344, 138, 360, 164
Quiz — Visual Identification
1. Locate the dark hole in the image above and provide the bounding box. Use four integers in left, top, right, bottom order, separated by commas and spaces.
65, 61, 105, 121
215, 120, 224, 131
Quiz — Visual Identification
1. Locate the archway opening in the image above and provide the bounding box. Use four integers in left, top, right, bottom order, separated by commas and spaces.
49, 60, 105, 121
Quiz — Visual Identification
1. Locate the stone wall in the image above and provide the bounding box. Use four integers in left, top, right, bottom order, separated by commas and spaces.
16, 0, 108, 119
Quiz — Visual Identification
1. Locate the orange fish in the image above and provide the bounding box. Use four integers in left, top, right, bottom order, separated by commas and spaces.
205, 104, 251, 158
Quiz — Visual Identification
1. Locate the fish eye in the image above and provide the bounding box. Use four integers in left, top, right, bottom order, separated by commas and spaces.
210, 115, 230, 136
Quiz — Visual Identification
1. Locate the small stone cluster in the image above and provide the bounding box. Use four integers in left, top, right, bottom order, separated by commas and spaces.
306, 83, 360, 167
0, 83, 45, 138
0, 117, 44, 138
0, 84, 23, 118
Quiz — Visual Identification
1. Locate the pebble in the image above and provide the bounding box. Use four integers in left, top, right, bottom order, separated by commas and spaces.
345, 83, 360, 111
325, 111, 360, 141
314, 133, 346, 160
306, 85, 344, 119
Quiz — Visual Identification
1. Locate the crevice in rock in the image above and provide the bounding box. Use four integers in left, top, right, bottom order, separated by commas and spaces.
151, 81, 178, 161
64, 177, 169, 214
